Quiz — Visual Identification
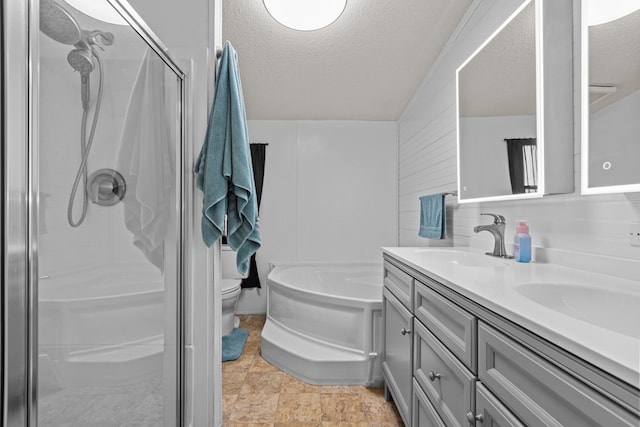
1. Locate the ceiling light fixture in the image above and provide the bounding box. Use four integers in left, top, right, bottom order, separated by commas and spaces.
263, 0, 347, 31
64, 0, 128, 25
587, 0, 640, 26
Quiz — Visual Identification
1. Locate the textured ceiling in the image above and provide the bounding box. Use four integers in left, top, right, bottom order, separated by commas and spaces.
458, 4, 640, 117
222, 0, 473, 120
458, 2, 536, 117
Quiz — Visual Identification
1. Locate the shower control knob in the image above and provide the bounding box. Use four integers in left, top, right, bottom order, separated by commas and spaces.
428, 370, 441, 381
98, 180, 115, 193
400, 328, 410, 336
466, 412, 484, 425
87, 169, 126, 206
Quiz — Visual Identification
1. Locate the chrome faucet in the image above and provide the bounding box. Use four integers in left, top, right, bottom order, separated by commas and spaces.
473, 213, 513, 258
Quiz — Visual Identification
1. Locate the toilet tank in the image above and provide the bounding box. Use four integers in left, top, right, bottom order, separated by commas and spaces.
221, 245, 248, 280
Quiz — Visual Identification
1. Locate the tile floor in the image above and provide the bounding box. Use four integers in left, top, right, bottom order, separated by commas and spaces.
37, 375, 164, 426
222, 314, 404, 426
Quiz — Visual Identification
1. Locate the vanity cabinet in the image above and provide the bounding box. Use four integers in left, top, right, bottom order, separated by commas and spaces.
473, 382, 525, 427
414, 277, 477, 372
476, 321, 638, 426
413, 318, 475, 427
382, 261, 414, 426
382, 254, 640, 427
384, 260, 413, 307
413, 378, 447, 427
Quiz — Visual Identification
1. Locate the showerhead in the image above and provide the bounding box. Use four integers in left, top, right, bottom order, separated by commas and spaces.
67, 48, 95, 75
40, 0, 82, 45
40, 0, 115, 111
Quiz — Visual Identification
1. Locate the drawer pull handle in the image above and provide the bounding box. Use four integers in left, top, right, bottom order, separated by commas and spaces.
400, 328, 411, 335
466, 412, 484, 424
427, 370, 441, 381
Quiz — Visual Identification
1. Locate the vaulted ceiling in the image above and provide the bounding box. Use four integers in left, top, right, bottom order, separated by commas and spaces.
222, 0, 474, 120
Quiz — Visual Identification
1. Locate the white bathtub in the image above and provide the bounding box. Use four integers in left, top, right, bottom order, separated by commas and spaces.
38, 263, 165, 387
261, 263, 384, 385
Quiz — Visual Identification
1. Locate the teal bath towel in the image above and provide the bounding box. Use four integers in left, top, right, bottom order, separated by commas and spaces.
195, 41, 260, 274
418, 194, 446, 239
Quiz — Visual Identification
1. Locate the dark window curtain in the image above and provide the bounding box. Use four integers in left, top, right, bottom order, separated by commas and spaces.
241, 143, 267, 289
505, 138, 537, 194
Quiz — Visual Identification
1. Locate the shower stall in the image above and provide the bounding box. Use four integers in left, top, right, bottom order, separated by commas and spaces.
3, 0, 189, 425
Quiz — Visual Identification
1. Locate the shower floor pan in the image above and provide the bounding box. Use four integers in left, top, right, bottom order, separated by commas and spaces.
54, 335, 164, 387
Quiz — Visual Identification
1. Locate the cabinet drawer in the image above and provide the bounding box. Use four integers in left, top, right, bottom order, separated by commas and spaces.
382, 287, 413, 427
479, 322, 639, 427
414, 319, 475, 427
472, 382, 525, 427
414, 279, 477, 372
384, 260, 413, 309
413, 378, 446, 427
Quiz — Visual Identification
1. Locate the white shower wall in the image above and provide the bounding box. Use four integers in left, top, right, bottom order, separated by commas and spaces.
236, 120, 399, 314
38, 48, 152, 275
398, 0, 640, 265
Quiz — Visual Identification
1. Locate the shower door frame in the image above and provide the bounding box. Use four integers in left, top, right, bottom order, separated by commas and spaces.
2, 0, 189, 425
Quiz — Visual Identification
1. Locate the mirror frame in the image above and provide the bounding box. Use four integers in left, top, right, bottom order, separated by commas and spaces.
580, 0, 640, 195
456, 0, 545, 204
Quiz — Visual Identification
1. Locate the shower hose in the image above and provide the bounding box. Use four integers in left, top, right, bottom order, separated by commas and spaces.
67, 51, 104, 227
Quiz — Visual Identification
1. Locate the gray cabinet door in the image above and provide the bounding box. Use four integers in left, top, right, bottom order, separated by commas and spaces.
473, 382, 525, 427
479, 321, 639, 427
383, 287, 413, 426
414, 319, 475, 427
413, 378, 447, 427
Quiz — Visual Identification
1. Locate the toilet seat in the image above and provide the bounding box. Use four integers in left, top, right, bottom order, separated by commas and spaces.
222, 279, 241, 296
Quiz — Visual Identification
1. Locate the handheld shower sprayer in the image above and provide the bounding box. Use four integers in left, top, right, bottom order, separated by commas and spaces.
67, 40, 94, 109
66, 31, 114, 110
39, 0, 116, 227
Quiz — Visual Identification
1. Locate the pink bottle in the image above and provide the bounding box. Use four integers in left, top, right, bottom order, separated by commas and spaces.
513, 221, 531, 263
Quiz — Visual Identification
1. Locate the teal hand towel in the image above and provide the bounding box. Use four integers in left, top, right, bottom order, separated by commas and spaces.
195, 41, 261, 274
418, 194, 446, 239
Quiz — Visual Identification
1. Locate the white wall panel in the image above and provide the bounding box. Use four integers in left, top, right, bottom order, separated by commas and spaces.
297, 121, 398, 262
236, 121, 299, 314
238, 120, 398, 313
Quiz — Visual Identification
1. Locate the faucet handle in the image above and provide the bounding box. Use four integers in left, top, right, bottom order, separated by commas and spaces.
480, 213, 506, 224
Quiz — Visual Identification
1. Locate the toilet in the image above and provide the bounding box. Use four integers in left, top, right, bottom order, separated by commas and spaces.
221, 244, 247, 336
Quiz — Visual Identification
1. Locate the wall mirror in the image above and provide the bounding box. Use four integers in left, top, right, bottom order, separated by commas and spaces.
581, 0, 640, 194
456, 0, 574, 203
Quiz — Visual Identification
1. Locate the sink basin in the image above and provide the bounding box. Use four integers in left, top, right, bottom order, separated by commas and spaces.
413, 248, 511, 267
515, 283, 640, 338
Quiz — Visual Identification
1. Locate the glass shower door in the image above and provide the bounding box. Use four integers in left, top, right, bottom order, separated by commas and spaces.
36, 0, 184, 425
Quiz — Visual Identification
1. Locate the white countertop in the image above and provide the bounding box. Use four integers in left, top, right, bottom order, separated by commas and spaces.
382, 246, 640, 389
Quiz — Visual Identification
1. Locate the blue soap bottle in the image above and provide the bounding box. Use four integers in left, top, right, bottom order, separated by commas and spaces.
513, 221, 531, 263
